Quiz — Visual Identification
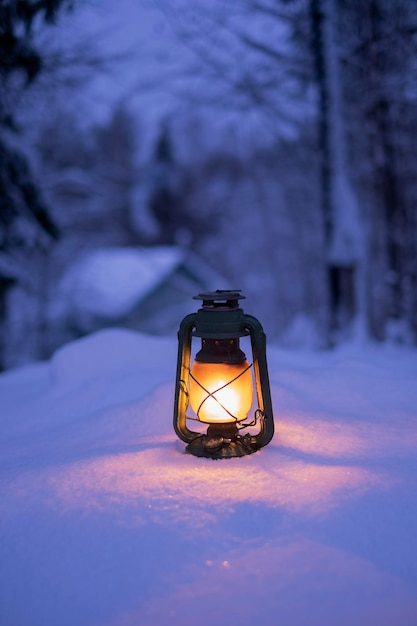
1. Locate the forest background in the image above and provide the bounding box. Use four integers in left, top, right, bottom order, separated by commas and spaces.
1, 0, 416, 370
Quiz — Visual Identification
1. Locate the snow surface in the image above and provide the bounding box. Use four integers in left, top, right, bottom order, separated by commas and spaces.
1, 329, 417, 625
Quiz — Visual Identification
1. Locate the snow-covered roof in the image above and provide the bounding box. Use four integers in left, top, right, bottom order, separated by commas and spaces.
60, 246, 184, 318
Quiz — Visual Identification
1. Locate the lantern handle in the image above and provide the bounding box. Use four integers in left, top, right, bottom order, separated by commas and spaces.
243, 314, 275, 448
173, 312, 201, 443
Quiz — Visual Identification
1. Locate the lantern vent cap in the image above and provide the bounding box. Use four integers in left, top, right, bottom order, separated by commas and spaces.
193, 289, 245, 311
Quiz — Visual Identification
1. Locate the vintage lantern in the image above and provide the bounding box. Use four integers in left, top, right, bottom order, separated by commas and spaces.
173, 290, 274, 458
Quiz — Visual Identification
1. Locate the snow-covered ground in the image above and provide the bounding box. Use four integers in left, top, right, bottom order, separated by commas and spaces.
1, 329, 417, 625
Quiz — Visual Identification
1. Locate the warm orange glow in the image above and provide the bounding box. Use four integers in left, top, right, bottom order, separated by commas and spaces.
189, 360, 253, 423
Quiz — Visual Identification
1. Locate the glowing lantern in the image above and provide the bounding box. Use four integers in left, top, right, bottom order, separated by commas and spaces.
173, 290, 274, 458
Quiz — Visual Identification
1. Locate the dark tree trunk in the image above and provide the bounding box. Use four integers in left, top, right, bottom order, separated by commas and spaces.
363, 0, 410, 340
309, 0, 357, 344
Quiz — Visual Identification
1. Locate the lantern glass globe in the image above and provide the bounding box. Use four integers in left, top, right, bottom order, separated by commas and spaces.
189, 360, 253, 424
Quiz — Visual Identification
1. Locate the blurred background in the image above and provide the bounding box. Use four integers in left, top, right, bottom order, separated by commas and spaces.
1, 0, 416, 370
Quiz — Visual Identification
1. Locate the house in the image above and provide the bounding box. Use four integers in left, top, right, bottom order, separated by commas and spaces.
53, 246, 227, 341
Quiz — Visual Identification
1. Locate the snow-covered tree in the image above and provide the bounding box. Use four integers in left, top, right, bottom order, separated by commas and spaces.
93, 103, 140, 243
0, 0, 72, 368
340, 0, 417, 343
145, 122, 214, 247
309, 0, 365, 344
156, 0, 417, 345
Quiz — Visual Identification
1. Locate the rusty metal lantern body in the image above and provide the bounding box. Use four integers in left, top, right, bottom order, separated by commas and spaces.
173, 290, 274, 458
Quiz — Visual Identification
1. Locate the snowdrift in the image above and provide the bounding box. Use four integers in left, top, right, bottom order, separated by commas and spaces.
1, 329, 417, 625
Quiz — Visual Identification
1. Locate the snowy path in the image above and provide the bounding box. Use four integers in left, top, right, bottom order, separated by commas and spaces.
1, 330, 416, 625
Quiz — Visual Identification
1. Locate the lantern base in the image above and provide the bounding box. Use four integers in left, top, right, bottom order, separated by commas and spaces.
186, 432, 259, 459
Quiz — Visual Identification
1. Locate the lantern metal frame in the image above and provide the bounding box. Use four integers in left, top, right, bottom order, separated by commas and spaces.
173, 290, 274, 458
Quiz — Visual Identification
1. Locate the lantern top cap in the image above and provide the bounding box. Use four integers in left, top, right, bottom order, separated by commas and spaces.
193, 289, 245, 311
